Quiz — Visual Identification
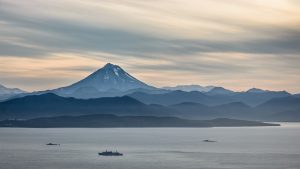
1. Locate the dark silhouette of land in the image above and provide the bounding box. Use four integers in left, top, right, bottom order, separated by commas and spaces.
0, 114, 279, 128
0, 93, 299, 121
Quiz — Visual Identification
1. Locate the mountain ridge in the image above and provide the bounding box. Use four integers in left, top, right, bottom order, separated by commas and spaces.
0, 93, 172, 120
128, 90, 291, 106
162, 85, 215, 92
0, 92, 299, 121
0, 84, 26, 101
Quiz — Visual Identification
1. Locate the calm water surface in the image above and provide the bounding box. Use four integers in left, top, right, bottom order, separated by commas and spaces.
0, 123, 300, 169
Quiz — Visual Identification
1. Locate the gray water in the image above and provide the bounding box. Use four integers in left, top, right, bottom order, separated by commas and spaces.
0, 123, 300, 169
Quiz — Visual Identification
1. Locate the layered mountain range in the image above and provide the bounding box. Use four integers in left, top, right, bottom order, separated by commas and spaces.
0, 63, 299, 122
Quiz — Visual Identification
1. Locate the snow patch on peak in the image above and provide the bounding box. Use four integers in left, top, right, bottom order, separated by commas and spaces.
113, 67, 119, 76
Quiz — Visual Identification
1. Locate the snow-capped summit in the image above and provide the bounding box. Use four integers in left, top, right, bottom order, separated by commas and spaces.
54, 63, 155, 96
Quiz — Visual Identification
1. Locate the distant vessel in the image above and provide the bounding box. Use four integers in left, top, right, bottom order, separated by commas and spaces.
98, 150, 123, 156
46, 142, 60, 146
203, 139, 217, 142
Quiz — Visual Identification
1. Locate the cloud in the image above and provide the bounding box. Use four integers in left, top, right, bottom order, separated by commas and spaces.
0, 0, 299, 92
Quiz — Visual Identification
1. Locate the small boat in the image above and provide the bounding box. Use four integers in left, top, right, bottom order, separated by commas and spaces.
46, 142, 60, 146
203, 139, 217, 142
98, 150, 123, 156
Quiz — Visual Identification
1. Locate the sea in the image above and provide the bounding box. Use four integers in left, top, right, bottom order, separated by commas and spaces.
0, 123, 300, 169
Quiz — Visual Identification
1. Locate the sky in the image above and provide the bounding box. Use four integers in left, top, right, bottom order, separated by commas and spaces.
0, 0, 300, 93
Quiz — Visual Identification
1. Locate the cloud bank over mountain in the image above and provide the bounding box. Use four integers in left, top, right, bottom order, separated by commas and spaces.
0, 0, 299, 92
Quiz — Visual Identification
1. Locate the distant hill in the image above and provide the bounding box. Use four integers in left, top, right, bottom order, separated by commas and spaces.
0, 93, 172, 120
255, 96, 300, 113
129, 90, 218, 105
254, 96, 300, 120
205, 87, 235, 96
211, 102, 252, 118
168, 102, 214, 119
169, 102, 253, 120
246, 88, 268, 93
169, 96, 300, 121
0, 84, 25, 101
231, 90, 291, 106
162, 85, 215, 92
128, 90, 290, 106
0, 114, 279, 128
270, 109, 300, 122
